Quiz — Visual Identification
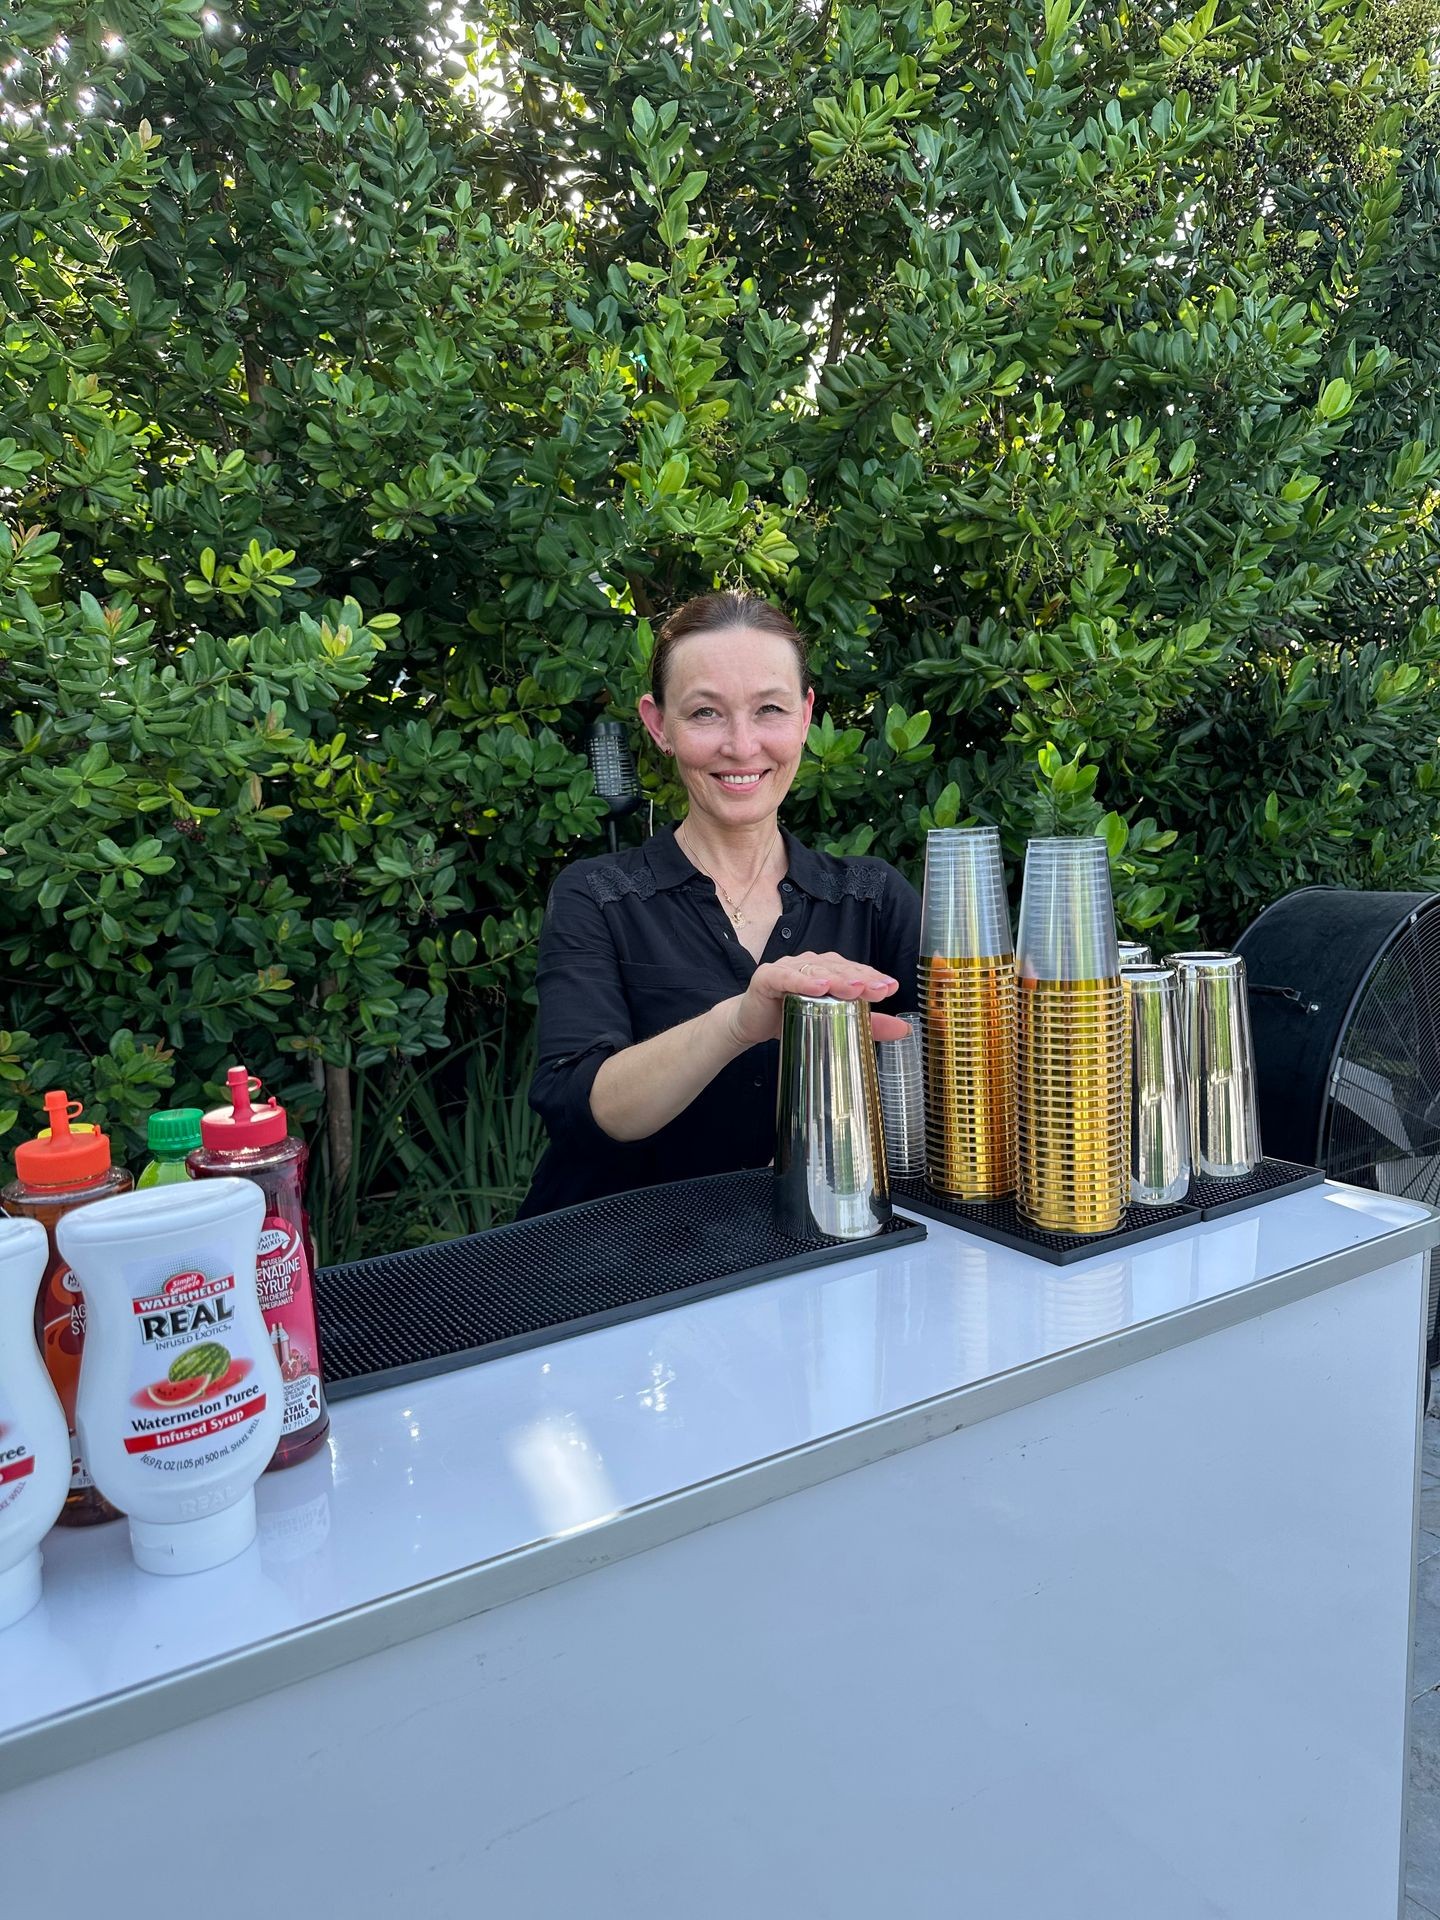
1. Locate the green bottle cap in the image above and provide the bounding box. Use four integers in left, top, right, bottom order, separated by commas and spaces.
146, 1107, 204, 1156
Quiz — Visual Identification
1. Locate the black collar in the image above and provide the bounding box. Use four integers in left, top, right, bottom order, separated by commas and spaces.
641, 823, 843, 903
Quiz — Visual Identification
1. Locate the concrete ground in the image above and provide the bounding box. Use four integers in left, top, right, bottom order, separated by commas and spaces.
1408, 1414, 1440, 1917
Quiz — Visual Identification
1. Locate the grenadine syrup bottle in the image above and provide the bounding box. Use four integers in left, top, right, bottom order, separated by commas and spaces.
187, 1067, 330, 1470
1, 1091, 132, 1525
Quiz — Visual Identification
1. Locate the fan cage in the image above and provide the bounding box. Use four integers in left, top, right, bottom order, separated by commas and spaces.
1320, 903, 1440, 1365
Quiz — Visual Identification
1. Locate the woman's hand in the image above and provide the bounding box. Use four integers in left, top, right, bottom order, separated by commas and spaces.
723, 952, 912, 1051
589, 952, 911, 1143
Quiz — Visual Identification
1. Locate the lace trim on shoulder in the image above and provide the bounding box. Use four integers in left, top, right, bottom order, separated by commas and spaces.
840, 861, 887, 904
583, 862, 657, 906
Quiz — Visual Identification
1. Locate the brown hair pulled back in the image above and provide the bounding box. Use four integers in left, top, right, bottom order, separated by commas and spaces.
650, 592, 812, 706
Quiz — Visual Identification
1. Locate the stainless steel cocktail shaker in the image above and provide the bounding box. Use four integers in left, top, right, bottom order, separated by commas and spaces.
1122, 965, 1191, 1205
1167, 952, 1263, 1178
775, 995, 892, 1240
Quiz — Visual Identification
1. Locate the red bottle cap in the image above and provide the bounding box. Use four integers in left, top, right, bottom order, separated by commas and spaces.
199, 1066, 288, 1151
13, 1091, 113, 1186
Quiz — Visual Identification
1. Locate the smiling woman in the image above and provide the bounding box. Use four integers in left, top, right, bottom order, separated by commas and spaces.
518, 593, 920, 1218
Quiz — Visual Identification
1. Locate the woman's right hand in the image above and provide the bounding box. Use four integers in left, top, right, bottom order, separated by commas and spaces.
722, 952, 911, 1052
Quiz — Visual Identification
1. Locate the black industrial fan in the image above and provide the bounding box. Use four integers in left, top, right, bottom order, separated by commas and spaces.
1235, 889, 1440, 1366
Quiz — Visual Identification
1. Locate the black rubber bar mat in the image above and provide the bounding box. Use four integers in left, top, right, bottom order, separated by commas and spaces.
315, 1168, 927, 1399
1188, 1157, 1325, 1220
891, 1180, 1196, 1267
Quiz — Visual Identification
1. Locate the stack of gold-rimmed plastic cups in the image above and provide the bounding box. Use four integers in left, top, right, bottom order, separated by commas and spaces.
1015, 837, 1128, 1233
919, 827, 1017, 1199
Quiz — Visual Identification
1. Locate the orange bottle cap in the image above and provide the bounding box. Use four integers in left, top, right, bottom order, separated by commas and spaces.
13, 1091, 113, 1186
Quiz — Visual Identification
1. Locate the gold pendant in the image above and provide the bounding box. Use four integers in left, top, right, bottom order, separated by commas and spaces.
731, 908, 746, 927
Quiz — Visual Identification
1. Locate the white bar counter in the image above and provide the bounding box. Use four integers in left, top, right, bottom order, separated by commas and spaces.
1, 1183, 1436, 1918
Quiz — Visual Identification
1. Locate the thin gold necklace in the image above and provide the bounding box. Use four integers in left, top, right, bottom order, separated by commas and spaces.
678, 825, 781, 928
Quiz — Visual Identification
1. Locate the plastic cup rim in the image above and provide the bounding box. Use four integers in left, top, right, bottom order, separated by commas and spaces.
1024, 835, 1109, 851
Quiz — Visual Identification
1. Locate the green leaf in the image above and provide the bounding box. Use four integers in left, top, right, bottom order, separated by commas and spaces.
655, 455, 689, 495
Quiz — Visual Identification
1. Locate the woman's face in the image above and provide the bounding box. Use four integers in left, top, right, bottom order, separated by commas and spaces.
639, 626, 814, 834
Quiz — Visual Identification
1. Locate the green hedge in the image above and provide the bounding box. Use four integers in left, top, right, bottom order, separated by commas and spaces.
3, 0, 1440, 1252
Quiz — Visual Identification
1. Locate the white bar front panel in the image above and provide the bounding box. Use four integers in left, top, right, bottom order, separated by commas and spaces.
3, 1253, 1423, 1920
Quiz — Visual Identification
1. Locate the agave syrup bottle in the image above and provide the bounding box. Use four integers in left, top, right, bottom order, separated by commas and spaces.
0, 1092, 132, 1525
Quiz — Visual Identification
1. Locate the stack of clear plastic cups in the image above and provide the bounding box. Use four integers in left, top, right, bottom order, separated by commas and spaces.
1015, 837, 1128, 1234
919, 828, 1017, 1199
875, 1024, 926, 1179
1117, 941, 1152, 969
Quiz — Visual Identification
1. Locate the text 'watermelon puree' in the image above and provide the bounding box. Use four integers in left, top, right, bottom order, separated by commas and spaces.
56, 1180, 285, 1577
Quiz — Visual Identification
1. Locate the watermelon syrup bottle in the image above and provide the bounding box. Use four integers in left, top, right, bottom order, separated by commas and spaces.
187, 1068, 330, 1469
0, 1092, 133, 1525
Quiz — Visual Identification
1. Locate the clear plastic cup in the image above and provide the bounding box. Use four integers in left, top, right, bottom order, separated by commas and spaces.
920, 828, 1013, 959
1015, 838, 1121, 983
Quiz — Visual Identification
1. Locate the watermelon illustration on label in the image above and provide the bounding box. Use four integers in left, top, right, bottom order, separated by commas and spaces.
124, 1268, 268, 1462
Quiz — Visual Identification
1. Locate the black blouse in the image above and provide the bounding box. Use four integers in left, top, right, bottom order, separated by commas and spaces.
518, 824, 921, 1217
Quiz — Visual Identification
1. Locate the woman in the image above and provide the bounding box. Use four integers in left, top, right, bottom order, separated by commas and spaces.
518, 592, 920, 1217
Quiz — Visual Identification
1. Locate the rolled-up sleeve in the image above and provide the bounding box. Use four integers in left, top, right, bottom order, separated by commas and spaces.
528, 869, 635, 1153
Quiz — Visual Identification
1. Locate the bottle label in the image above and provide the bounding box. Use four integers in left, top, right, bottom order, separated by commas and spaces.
0, 1420, 38, 1519
37, 1260, 93, 1492
255, 1216, 324, 1437
126, 1268, 269, 1470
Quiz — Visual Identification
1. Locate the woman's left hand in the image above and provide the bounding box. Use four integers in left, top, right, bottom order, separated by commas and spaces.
723, 951, 913, 1050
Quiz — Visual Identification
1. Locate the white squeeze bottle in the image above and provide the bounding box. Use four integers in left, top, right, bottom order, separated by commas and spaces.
56, 1179, 285, 1576
0, 1218, 71, 1626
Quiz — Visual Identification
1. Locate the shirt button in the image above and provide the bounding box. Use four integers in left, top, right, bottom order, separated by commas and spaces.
781, 928, 792, 940
781, 882, 793, 893
753, 1078, 763, 1088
